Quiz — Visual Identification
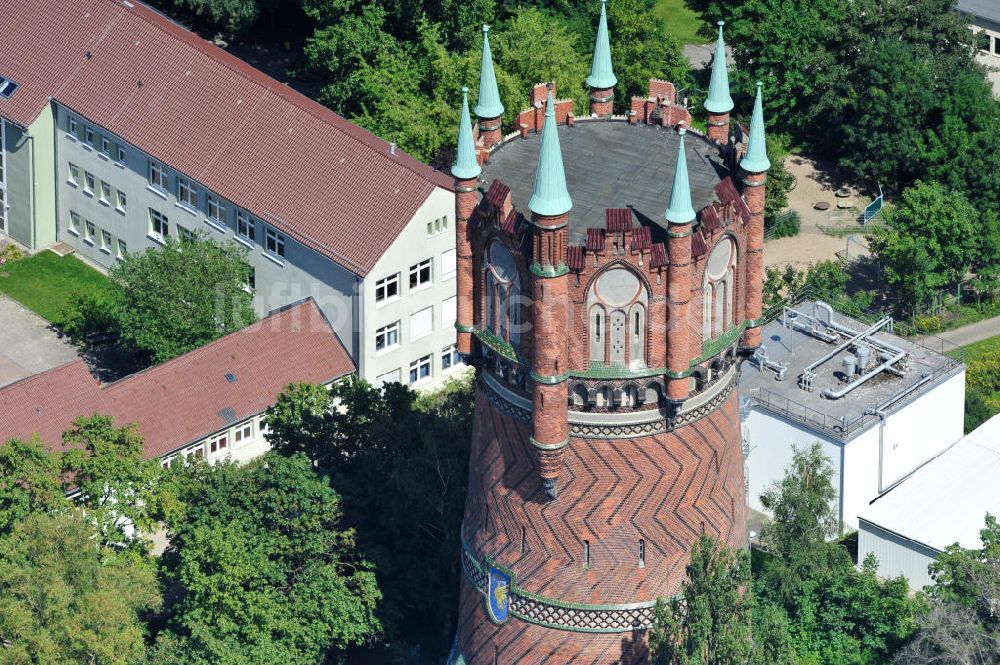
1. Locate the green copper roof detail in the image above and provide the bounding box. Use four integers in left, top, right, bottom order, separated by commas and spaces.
528, 90, 573, 217
451, 87, 482, 180
586, 0, 617, 90
740, 81, 771, 173
704, 21, 734, 114
665, 128, 696, 224
474, 25, 505, 119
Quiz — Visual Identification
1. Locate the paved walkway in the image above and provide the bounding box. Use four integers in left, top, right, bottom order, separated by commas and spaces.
922, 315, 1000, 350
0, 294, 80, 388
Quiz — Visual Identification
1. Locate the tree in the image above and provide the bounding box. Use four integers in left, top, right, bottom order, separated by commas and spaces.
649, 536, 754, 665
60, 415, 163, 552
867, 181, 979, 315
0, 510, 160, 664
895, 516, 1000, 664
0, 436, 64, 537
109, 234, 256, 364
153, 453, 380, 664
264, 376, 474, 660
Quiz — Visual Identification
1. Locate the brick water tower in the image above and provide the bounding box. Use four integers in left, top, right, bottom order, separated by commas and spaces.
449, 10, 771, 663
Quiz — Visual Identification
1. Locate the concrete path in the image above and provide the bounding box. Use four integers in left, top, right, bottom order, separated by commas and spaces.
928, 315, 1000, 350
0, 294, 80, 388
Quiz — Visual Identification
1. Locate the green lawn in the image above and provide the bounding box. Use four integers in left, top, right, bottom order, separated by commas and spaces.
962, 333, 1000, 364
0, 251, 112, 322
655, 0, 706, 45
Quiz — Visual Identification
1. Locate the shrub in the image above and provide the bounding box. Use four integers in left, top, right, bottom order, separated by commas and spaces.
913, 315, 942, 334
767, 210, 801, 239
56, 290, 118, 345
0, 243, 25, 266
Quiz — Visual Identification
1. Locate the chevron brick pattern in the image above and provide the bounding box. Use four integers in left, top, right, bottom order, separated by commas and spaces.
455, 384, 746, 663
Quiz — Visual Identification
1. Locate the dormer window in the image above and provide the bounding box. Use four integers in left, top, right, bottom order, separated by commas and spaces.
484, 240, 521, 350
702, 237, 737, 341
587, 267, 648, 367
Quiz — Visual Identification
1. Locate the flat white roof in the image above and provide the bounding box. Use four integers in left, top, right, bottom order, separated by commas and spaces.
860, 413, 1000, 551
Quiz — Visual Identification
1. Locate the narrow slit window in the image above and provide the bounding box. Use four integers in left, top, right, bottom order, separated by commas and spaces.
520, 527, 527, 553
583, 540, 591, 570
639, 539, 645, 568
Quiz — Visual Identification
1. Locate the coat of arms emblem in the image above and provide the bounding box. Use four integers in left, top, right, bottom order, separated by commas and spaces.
487, 565, 511, 623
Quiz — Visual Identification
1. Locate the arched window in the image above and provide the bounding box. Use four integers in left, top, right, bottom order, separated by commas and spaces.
702, 238, 737, 341
484, 241, 521, 350
587, 267, 649, 368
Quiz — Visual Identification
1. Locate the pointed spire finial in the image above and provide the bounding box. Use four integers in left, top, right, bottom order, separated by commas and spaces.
665, 128, 696, 225
704, 20, 734, 114
475, 25, 504, 119
586, 0, 617, 90
740, 81, 771, 173
452, 86, 481, 180
528, 90, 573, 217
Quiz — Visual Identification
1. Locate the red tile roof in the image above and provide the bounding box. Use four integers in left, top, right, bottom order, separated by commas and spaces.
0, 0, 452, 276
631, 226, 651, 252
0, 299, 354, 459
586, 228, 606, 252
649, 242, 668, 269
566, 245, 586, 271
691, 230, 708, 258
700, 204, 721, 233
605, 208, 633, 232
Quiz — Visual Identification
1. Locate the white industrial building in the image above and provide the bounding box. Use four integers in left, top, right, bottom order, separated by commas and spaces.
858, 413, 1000, 589
740, 300, 966, 530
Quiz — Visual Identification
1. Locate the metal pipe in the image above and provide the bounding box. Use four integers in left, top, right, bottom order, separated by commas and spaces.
801, 317, 892, 377
823, 346, 905, 399
871, 373, 934, 493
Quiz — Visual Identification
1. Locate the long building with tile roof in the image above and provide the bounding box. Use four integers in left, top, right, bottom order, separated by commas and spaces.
0, 0, 464, 388
0, 298, 354, 464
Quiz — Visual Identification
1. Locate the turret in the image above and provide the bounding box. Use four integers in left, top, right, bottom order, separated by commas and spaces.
586, 0, 617, 117
475, 25, 505, 151
452, 86, 481, 357
740, 82, 770, 351
704, 21, 734, 145
528, 89, 571, 500
665, 127, 696, 405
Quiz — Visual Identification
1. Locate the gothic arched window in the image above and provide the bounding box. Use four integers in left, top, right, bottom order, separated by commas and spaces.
484, 240, 521, 350
702, 237, 737, 341
587, 266, 649, 368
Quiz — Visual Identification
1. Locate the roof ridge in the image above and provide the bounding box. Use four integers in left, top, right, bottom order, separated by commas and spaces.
0, 358, 93, 394
117, 0, 451, 190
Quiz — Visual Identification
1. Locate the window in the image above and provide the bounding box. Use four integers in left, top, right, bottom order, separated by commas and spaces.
237, 212, 255, 242
587, 267, 648, 367
209, 432, 228, 454
116, 189, 127, 212
68, 162, 80, 185
441, 344, 461, 371
207, 195, 225, 223
149, 208, 169, 239
409, 258, 432, 289
85, 126, 94, 146
375, 321, 400, 351
178, 177, 198, 208
375, 369, 401, 387
441, 248, 456, 279
101, 229, 112, 251
426, 215, 448, 236
185, 445, 205, 462
409, 354, 432, 384
484, 241, 521, 350
0, 77, 17, 99
100, 181, 111, 204
117, 146, 126, 164
994, 35, 1000, 56
69, 211, 80, 234
245, 267, 255, 292
375, 273, 399, 303
100, 136, 111, 156
68, 117, 79, 138
442, 295, 457, 327
117, 238, 127, 258
233, 423, 253, 447
84, 219, 95, 242
83, 172, 95, 195
265, 227, 285, 258
639, 539, 645, 568
178, 225, 194, 242
583, 540, 591, 570
149, 161, 167, 190
410, 307, 433, 341
702, 238, 737, 341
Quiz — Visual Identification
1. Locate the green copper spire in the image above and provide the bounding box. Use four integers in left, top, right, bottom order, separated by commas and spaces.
740, 81, 771, 173
474, 25, 504, 119
586, 0, 617, 90
528, 90, 573, 217
451, 87, 481, 180
704, 21, 734, 114
665, 128, 696, 224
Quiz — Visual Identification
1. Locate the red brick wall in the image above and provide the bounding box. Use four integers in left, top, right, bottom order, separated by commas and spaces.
455, 177, 479, 355
455, 387, 747, 662
742, 172, 766, 348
